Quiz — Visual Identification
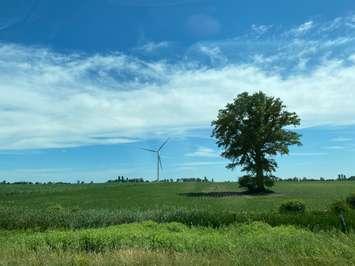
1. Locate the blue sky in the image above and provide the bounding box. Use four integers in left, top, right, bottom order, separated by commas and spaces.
0, 0, 354, 182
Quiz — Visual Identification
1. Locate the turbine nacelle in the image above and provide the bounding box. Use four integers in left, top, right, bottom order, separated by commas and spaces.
141, 138, 169, 181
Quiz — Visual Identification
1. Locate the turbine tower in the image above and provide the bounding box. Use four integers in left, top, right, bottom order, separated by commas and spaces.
141, 138, 169, 181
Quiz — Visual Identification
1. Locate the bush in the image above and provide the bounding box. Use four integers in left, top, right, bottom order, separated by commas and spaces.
279, 201, 306, 214
238, 175, 276, 192
330, 200, 348, 214
346, 194, 355, 209
238, 175, 257, 191
264, 175, 277, 187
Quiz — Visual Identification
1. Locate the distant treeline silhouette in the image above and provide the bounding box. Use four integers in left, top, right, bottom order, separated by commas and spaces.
0, 181, 73, 185
107, 177, 146, 183
1, 175, 354, 185
106, 176, 213, 183
279, 174, 355, 182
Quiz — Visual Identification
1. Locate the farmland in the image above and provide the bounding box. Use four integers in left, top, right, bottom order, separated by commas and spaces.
0, 181, 355, 265
2, 181, 354, 212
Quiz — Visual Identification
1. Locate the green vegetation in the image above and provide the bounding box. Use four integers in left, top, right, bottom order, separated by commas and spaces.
279, 200, 306, 214
1, 181, 355, 265
346, 193, 355, 209
212, 91, 301, 192
1, 221, 355, 265
0, 181, 354, 231
0, 181, 355, 230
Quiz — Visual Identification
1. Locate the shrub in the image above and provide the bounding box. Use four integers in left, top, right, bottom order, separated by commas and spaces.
330, 200, 350, 233
264, 175, 277, 187
279, 201, 305, 214
330, 200, 348, 215
346, 194, 355, 209
239, 175, 276, 192
238, 175, 257, 191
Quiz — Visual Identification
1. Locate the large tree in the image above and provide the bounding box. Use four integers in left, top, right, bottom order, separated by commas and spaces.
212, 91, 301, 192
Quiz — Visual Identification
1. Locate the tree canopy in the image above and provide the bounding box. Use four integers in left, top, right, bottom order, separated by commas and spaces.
212, 91, 302, 192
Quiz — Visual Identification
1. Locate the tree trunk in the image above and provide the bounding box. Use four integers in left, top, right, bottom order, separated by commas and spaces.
256, 167, 265, 192
255, 152, 265, 192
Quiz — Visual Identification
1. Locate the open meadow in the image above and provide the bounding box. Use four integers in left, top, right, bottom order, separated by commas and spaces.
0, 181, 354, 265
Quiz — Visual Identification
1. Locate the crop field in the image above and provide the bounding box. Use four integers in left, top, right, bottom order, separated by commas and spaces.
0, 181, 355, 265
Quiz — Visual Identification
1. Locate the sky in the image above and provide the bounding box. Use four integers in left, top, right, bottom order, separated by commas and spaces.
0, 0, 354, 182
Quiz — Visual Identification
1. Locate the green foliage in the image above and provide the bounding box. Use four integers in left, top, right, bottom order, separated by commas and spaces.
346, 194, 355, 209
238, 175, 256, 191
1, 222, 355, 265
0, 248, 234, 266
1, 182, 355, 265
330, 200, 348, 215
239, 175, 276, 191
0, 204, 354, 232
1, 182, 355, 231
279, 201, 306, 214
212, 91, 301, 192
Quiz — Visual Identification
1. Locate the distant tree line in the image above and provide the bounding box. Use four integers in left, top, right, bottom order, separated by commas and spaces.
1, 175, 354, 185
0, 177, 214, 185
278, 174, 355, 182
0, 181, 73, 185
106, 176, 146, 183
176, 177, 212, 183
146, 177, 214, 183
106, 176, 214, 183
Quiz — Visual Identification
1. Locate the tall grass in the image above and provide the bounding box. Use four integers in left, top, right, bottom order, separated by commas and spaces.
1, 221, 354, 265
0, 205, 354, 231
0, 248, 235, 266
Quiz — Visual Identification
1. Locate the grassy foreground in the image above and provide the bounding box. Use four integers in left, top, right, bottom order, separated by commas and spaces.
1, 182, 355, 265
1, 221, 355, 266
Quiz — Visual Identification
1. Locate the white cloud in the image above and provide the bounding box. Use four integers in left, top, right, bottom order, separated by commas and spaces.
136, 41, 170, 52
323, 146, 345, 150
1, 16, 355, 150
183, 43, 229, 67
295, 21, 314, 34
186, 147, 218, 158
0, 167, 134, 181
177, 161, 225, 167
251, 24, 272, 35
331, 137, 352, 142
290, 152, 328, 156
1, 42, 355, 150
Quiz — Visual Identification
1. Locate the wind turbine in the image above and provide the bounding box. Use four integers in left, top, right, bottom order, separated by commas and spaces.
141, 138, 169, 181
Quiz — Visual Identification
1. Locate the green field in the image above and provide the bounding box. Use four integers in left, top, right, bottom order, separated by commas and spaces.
2, 181, 354, 211
1, 181, 354, 265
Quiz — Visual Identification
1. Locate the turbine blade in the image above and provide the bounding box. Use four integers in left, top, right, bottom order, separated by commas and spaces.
158, 138, 169, 151
140, 148, 156, 152
158, 155, 163, 170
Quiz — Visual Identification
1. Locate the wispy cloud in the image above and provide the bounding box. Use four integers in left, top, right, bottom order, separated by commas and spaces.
185, 147, 218, 158
178, 161, 225, 167
290, 152, 328, 156
174, 160, 226, 172
135, 41, 170, 53
1, 15, 355, 150
0, 166, 134, 180
251, 24, 272, 35
323, 146, 345, 150
331, 137, 352, 142
294, 21, 314, 34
